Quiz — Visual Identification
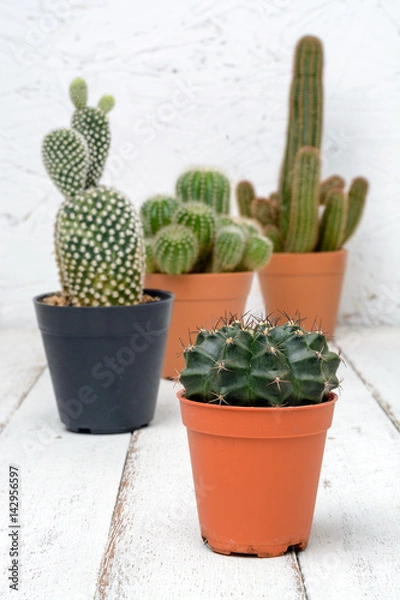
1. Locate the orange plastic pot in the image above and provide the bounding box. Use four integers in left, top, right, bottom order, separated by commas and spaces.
178, 390, 338, 558
257, 250, 347, 338
145, 272, 253, 378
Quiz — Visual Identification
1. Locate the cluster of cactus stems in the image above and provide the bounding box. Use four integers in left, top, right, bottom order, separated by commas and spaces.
236, 36, 368, 253
142, 169, 273, 275
42, 78, 145, 306
180, 315, 341, 407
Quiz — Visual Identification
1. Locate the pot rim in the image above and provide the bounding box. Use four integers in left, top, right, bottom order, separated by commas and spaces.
33, 288, 174, 310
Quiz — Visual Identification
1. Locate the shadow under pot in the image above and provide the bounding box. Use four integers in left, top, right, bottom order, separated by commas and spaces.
33, 289, 174, 434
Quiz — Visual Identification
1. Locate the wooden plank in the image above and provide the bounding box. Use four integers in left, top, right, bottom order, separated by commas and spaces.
297, 353, 400, 599
0, 368, 131, 599
95, 378, 305, 600
335, 326, 400, 429
0, 329, 46, 432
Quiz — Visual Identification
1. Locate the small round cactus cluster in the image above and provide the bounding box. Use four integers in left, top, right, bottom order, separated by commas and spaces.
141, 171, 273, 276
42, 78, 146, 306
180, 317, 341, 407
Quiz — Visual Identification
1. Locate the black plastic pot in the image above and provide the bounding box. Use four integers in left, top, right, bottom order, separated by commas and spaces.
33, 289, 174, 434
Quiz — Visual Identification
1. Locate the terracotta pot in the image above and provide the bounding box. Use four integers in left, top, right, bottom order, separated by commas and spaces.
178, 390, 338, 558
257, 250, 347, 338
145, 272, 253, 378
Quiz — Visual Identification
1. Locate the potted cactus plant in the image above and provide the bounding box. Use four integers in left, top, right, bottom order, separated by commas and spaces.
177, 315, 341, 557
237, 36, 368, 337
33, 78, 174, 434
143, 169, 273, 378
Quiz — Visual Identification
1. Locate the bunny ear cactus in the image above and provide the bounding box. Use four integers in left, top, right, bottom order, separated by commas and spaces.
180, 317, 340, 407
70, 77, 114, 188
176, 169, 230, 214
42, 77, 146, 306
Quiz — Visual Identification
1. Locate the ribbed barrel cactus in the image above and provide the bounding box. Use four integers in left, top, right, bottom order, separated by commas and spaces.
140, 195, 179, 237
236, 35, 368, 254
180, 316, 340, 407
42, 78, 145, 306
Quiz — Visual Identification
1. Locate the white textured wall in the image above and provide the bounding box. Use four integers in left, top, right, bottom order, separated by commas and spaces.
1, 0, 399, 327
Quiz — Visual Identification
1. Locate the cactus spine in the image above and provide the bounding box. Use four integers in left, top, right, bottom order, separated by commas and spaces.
176, 169, 230, 214
43, 78, 145, 306
236, 180, 255, 218
285, 147, 320, 252
153, 224, 199, 275
180, 317, 340, 407
317, 189, 347, 251
279, 36, 323, 237
140, 195, 178, 237
342, 177, 368, 244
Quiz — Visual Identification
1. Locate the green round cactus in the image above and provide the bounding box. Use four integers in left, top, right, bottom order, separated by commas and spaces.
153, 224, 199, 275
42, 128, 88, 198
240, 234, 273, 271
180, 317, 340, 407
140, 195, 179, 237
212, 225, 246, 272
56, 186, 145, 306
176, 169, 230, 214
174, 201, 216, 262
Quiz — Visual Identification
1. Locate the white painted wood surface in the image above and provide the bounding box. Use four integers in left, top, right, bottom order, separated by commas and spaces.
0, 327, 399, 599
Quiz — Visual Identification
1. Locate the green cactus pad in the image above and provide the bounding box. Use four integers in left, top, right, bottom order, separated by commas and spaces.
55, 186, 145, 306
69, 78, 88, 110
42, 128, 89, 197
285, 147, 321, 252
174, 201, 216, 263
140, 195, 179, 237
212, 225, 246, 272
180, 317, 340, 407
236, 180, 255, 218
153, 224, 199, 275
240, 234, 273, 271
317, 188, 348, 251
98, 94, 115, 114
72, 107, 111, 188
176, 169, 230, 214
279, 36, 323, 237
342, 177, 368, 244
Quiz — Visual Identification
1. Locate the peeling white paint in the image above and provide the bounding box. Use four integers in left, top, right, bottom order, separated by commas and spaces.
1, 0, 399, 327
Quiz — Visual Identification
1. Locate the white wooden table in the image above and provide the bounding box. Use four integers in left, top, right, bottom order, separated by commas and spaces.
0, 327, 399, 600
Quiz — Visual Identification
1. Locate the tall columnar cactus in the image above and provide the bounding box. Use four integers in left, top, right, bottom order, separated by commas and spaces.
70, 78, 114, 188
153, 224, 199, 275
284, 147, 320, 252
176, 169, 230, 214
317, 189, 348, 251
342, 177, 369, 244
236, 180, 255, 218
56, 187, 145, 305
42, 78, 146, 306
279, 36, 323, 237
140, 195, 179, 237
180, 317, 340, 407
174, 201, 216, 262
